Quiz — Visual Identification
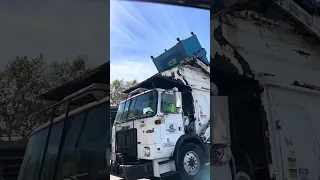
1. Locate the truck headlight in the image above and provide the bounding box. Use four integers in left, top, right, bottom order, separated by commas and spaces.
144, 147, 150, 157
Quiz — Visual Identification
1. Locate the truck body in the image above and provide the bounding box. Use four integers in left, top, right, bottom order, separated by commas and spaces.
111, 35, 211, 180
211, 0, 320, 180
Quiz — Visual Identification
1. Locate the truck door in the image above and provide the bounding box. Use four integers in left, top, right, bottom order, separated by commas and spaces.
273, 103, 320, 180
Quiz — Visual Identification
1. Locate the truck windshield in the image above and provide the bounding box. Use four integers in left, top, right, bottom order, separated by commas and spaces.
18, 103, 110, 180
115, 91, 158, 123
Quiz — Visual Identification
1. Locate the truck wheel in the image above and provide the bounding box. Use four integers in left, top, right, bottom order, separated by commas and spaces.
236, 166, 253, 180
176, 143, 205, 180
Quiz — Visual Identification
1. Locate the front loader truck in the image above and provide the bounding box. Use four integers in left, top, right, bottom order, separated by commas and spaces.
110, 34, 211, 180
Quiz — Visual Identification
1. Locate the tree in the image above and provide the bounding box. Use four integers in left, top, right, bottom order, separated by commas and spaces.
0, 54, 92, 140
110, 79, 138, 106
46, 54, 93, 88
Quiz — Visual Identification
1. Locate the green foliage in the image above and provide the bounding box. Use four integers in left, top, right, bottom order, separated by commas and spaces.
0, 54, 92, 140
110, 79, 138, 106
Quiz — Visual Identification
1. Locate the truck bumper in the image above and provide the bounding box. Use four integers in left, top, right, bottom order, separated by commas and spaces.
110, 161, 153, 180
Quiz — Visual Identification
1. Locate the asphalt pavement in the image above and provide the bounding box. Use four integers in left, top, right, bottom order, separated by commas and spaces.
110, 175, 180, 180
110, 164, 209, 180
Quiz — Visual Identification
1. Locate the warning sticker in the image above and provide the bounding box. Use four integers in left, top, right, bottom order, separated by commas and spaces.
299, 168, 309, 180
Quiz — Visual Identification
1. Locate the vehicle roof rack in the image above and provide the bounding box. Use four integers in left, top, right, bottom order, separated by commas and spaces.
128, 88, 149, 96
62, 83, 109, 109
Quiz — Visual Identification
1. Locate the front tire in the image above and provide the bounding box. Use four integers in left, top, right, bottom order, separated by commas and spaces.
176, 143, 205, 180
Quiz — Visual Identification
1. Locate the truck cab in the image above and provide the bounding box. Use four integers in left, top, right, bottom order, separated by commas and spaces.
112, 87, 184, 160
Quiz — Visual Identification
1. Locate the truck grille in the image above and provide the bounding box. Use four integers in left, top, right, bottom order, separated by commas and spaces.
115, 128, 137, 161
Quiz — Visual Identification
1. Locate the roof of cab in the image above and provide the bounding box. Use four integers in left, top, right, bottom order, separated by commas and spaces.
40, 62, 110, 101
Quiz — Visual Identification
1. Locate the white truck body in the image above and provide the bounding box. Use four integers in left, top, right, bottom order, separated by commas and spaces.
211, 1, 320, 179
111, 60, 210, 179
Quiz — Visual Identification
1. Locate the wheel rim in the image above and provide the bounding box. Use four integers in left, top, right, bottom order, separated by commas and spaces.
236, 172, 251, 180
183, 151, 200, 176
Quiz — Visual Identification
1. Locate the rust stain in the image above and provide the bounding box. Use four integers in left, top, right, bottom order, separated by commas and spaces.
213, 25, 254, 77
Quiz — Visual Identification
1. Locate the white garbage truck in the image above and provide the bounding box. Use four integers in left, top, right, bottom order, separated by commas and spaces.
211, 0, 320, 180
110, 34, 211, 180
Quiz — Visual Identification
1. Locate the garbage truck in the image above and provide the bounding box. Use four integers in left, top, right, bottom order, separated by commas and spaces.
211, 0, 320, 180
110, 34, 211, 180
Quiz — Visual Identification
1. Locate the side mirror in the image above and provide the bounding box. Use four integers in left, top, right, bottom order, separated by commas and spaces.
175, 92, 182, 113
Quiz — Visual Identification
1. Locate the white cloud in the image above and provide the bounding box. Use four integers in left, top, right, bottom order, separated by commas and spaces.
109, 0, 210, 84
110, 60, 158, 82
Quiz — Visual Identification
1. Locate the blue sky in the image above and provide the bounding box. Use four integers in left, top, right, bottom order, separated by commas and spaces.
110, 0, 210, 82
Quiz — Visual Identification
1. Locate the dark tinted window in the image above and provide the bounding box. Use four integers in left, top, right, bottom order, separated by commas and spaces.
18, 128, 48, 180
77, 103, 110, 176
41, 122, 64, 179
56, 103, 109, 179
56, 113, 86, 179
18, 103, 109, 180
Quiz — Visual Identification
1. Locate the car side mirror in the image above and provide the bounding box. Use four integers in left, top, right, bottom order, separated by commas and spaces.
175, 92, 182, 113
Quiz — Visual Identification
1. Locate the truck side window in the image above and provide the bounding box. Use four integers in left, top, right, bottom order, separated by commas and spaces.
122, 99, 131, 120
115, 91, 157, 121
57, 103, 109, 179
115, 102, 125, 123
128, 98, 137, 119
161, 93, 175, 113
134, 91, 157, 118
